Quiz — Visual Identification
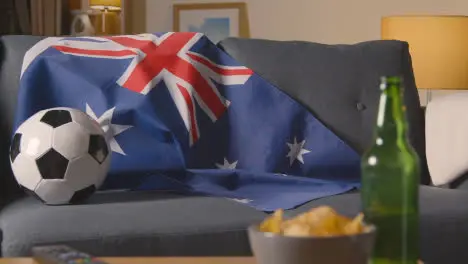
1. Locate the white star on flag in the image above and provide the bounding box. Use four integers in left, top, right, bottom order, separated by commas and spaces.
228, 198, 253, 204
86, 103, 133, 155
286, 137, 311, 166
216, 158, 238, 169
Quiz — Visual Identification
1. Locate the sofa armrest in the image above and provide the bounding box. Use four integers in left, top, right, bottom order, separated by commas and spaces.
425, 92, 468, 187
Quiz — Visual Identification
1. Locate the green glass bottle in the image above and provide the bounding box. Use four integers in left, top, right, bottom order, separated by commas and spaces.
361, 76, 420, 264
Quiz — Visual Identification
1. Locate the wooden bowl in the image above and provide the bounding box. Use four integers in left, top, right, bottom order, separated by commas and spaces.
248, 224, 376, 264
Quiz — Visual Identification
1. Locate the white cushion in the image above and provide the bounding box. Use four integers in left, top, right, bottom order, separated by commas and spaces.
426, 92, 468, 186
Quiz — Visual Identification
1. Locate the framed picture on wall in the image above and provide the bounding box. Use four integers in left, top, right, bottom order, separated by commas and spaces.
173, 2, 250, 44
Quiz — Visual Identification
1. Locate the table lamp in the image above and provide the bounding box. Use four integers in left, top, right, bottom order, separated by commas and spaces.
89, 0, 121, 34
381, 15, 468, 105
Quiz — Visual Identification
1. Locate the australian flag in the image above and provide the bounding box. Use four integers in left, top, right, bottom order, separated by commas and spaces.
15, 32, 361, 211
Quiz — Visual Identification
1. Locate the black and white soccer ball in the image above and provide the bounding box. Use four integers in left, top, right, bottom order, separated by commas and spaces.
9, 107, 111, 205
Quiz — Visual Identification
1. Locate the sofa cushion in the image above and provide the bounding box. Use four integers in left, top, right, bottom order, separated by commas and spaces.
285, 186, 468, 264
217, 38, 429, 184
0, 191, 266, 257
425, 92, 468, 187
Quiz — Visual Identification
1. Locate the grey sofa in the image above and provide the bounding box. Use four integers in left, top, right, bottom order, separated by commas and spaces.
1, 35, 468, 264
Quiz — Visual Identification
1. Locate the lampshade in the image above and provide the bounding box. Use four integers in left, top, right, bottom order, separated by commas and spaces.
89, 0, 121, 10
381, 15, 468, 90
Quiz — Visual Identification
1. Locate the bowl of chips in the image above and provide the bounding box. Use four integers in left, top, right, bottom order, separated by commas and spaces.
248, 206, 376, 264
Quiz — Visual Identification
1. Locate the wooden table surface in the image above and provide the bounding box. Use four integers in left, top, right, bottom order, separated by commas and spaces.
0, 257, 256, 264
0, 257, 427, 264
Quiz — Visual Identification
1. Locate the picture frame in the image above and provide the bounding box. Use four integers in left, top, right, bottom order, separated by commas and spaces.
173, 2, 250, 44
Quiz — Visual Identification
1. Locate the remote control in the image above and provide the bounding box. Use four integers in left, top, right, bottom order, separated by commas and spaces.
32, 245, 108, 264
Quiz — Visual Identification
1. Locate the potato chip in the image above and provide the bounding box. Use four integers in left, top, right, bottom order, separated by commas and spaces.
259, 209, 283, 234
282, 222, 311, 237
259, 206, 368, 237
343, 213, 365, 235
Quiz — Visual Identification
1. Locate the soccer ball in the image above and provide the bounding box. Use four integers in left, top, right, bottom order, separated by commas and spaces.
9, 107, 111, 205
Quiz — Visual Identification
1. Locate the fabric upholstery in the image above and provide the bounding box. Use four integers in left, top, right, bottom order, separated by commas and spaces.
425, 92, 468, 186
2, 187, 468, 264
0, 35, 46, 206
217, 38, 430, 184
0, 191, 266, 257
287, 186, 468, 264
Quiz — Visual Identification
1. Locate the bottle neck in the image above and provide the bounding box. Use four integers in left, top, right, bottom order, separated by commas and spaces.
375, 79, 408, 142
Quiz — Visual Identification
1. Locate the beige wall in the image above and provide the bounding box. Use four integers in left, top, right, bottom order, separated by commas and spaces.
145, 0, 468, 105
146, 0, 468, 44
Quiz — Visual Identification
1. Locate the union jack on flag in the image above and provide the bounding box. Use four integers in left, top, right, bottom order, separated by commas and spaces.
22, 32, 253, 145
16, 32, 361, 211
